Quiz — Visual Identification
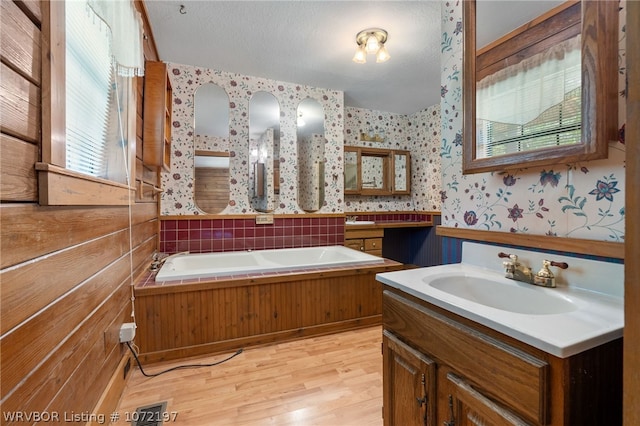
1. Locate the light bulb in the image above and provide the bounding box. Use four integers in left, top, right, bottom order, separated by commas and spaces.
365, 34, 379, 54
352, 45, 367, 63
376, 44, 390, 63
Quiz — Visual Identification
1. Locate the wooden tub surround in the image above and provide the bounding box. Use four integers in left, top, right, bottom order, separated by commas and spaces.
134, 259, 403, 363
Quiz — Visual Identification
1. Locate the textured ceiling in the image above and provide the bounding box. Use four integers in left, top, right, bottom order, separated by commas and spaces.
144, 0, 442, 115
144, 0, 566, 116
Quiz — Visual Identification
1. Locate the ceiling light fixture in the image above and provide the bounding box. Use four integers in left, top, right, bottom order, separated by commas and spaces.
352, 28, 390, 64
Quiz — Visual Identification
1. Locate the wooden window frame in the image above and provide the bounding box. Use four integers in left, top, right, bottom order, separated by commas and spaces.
38, 1, 135, 206
463, 0, 618, 174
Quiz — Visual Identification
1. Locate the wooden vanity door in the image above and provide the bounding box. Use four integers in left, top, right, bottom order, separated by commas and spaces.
383, 330, 436, 426
444, 372, 531, 426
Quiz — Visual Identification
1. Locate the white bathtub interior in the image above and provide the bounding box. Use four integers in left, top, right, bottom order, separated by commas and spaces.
155, 245, 385, 281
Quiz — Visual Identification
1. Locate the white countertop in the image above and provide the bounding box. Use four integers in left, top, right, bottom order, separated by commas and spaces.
376, 242, 624, 358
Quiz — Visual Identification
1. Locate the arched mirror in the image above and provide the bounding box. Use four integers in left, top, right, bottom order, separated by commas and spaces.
249, 92, 280, 212
193, 83, 230, 213
296, 98, 326, 212
463, 0, 618, 174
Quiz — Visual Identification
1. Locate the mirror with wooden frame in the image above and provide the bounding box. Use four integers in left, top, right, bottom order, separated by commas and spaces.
344, 146, 409, 195
463, 0, 618, 174
393, 150, 410, 195
344, 147, 359, 193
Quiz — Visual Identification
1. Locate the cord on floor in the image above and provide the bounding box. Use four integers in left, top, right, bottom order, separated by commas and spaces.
126, 341, 243, 377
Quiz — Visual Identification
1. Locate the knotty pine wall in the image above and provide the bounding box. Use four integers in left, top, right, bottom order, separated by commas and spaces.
0, 0, 161, 419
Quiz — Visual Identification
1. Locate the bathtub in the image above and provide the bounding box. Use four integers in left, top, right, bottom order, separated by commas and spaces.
155, 245, 385, 281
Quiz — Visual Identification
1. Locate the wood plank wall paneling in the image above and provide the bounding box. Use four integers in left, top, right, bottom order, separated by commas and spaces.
0, 1, 162, 421
0, 202, 156, 269
0, 133, 38, 201
1, 0, 41, 85
0, 62, 40, 143
14, 0, 42, 25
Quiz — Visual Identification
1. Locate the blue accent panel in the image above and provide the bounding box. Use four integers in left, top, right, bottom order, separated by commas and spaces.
441, 236, 623, 264
441, 236, 463, 264
382, 215, 443, 267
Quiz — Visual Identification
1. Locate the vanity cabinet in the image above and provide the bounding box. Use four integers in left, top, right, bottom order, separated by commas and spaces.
383, 331, 436, 426
143, 61, 172, 171
382, 287, 622, 426
344, 227, 383, 256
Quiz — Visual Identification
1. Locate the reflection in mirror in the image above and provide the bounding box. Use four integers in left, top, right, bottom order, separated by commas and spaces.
360, 150, 391, 194
344, 148, 359, 193
194, 83, 230, 213
362, 156, 385, 190
463, 0, 618, 174
393, 152, 410, 194
249, 92, 280, 212
297, 98, 326, 212
194, 151, 230, 213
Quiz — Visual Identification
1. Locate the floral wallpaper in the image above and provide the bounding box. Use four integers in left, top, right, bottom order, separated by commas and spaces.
439, 1, 627, 242
343, 105, 442, 212
162, 63, 344, 215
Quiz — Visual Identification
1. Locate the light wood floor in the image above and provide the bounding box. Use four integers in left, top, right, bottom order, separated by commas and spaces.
113, 326, 384, 425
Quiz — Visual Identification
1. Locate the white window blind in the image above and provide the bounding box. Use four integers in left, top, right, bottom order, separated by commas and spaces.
65, 0, 114, 180
476, 35, 581, 158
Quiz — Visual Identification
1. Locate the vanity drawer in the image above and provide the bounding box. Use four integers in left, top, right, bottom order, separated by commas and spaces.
364, 238, 382, 251
345, 239, 364, 251
383, 290, 549, 425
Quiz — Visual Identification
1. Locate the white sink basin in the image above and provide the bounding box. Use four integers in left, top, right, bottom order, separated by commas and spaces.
427, 275, 578, 315
376, 249, 623, 358
345, 220, 375, 225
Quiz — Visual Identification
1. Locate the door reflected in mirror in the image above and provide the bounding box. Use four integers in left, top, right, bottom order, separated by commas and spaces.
361, 156, 385, 190
297, 98, 326, 212
360, 150, 391, 195
193, 83, 230, 213
249, 91, 280, 212
194, 151, 230, 213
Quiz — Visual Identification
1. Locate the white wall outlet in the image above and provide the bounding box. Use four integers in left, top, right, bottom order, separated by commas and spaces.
255, 214, 274, 225
119, 323, 136, 343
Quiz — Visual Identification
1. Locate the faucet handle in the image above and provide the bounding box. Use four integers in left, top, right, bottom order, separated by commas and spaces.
534, 259, 568, 287
536, 259, 569, 279
498, 252, 518, 263
548, 260, 569, 269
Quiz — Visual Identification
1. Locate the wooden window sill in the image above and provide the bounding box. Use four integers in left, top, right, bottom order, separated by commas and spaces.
36, 162, 135, 206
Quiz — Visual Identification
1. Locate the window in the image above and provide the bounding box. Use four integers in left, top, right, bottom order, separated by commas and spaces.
476, 35, 581, 158
38, 0, 144, 205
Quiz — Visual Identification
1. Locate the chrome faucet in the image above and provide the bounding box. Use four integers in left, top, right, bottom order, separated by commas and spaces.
499, 252, 532, 283
150, 251, 189, 271
150, 252, 165, 271
498, 252, 569, 288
